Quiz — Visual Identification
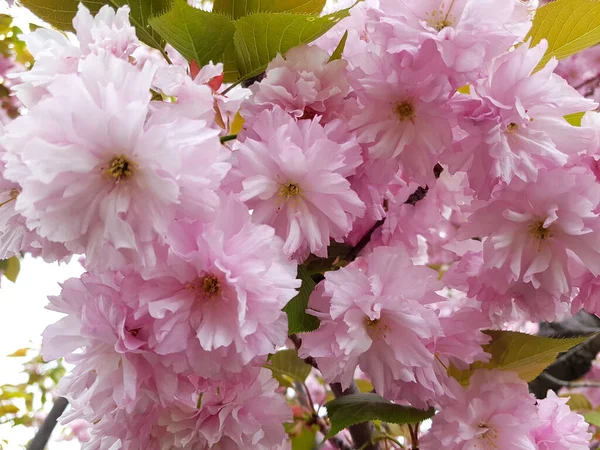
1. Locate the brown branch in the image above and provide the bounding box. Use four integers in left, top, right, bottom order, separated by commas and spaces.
28, 396, 68, 450
529, 330, 600, 398
540, 372, 600, 389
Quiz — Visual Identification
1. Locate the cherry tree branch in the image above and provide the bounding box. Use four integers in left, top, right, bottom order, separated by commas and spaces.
27, 396, 68, 450
529, 327, 600, 398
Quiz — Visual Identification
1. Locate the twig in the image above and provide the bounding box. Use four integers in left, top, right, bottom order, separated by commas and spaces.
345, 219, 385, 262
540, 372, 600, 389
27, 397, 68, 450
529, 332, 600, 398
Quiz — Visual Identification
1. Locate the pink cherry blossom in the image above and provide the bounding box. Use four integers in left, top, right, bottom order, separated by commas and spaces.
443, 41, 597, 198
241, 45, 357, 124
3, 54, 228, 271
350, 44, 454, 182
370, 0, 533, 86
120, 195, 300, 376
458, 166, 600, 304
13, 4, 138, 108
531, 391, 591, 450
73, 4, 138, 58
228, 106, 364, 258
422, 369, 538, 450
299, 245, 444, 400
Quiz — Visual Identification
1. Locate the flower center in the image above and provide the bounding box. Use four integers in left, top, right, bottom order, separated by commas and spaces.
528, 220, 552, 241
279, 182, 302, 200
364, 317, 389, 339
106, 155, 134, 181
201, 275, 221, 297
506, 122, 519, 133
394, 101, 415, 122
424, 2, 457, 32
476, 423, 499, 448
186, 274, 222, 300
299, 106, 318, 120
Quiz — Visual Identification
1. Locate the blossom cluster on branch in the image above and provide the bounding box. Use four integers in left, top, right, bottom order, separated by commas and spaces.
1, 0, 600, 449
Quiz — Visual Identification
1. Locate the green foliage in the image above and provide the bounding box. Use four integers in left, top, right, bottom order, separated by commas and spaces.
565, 112, 585, 126
527, 0, 600, 72
328, 30, 348, 61
149, 0, 236, 70
213, 0, 326, 19
324, 393, 435, 438
267, 349, 312, 387
21, 0, 359, 83
283, 266, 320, 334
291, 424, 318, 450
449, 330, 590, 385
563, 393, 593, 411
0, 349, 66, 430
0, 257, 20, 283
585, 411, 600, 427
20, 0, 172, 50
233, 8, 351, 78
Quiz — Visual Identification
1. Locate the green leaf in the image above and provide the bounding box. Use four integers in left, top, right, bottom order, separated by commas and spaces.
233, 4, 356, 79
328, 29, 348, 62
213, 0, 326, 19
527, 0, 600, 72
325, 393, 435, 438
0, 257, 20, 283
267, 349, 312, 387
283, 266, 320, 334
149, 0, 236, 69
585, 411, 600, 427
355, 378, 374, 393
291, 424, 318, 450
20, 0, 171, 50
563, 393, 593, 411
449, 330, 590, 385
565, 111, 585, 126
20, 0, 104, 30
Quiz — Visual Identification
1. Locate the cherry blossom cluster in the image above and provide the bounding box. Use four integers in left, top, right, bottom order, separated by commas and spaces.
0, 0, 599, 448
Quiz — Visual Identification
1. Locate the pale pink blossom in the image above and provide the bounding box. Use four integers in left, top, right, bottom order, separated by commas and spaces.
422, 369, 538, 450
443, 41, 597, 198
458, 166, 600, 303
531, 391, 591, 450
73, 4, 138, 58
370, 0, 534, 86
241, 45, 356, 124
350, 45, 454, 182
12, 4, 139, 108
158, 369, 291, 450
3, 54, 228, 271
228, 107, 364, 258
299, 245, 444, 400
121, 195, 300, 376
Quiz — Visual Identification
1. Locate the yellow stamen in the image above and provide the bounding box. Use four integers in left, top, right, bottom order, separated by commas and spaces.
394, 101, 415, 122
279, 182, 302, 200
106, 155, 134, 181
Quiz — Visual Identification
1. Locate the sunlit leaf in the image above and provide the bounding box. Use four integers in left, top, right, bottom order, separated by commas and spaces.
267, 349, 313, 387
213, 0, 326, 19
527, 0, 600, 72
149, 0, 236, 69
449, 330, 590, 385
233, 4, 357, 79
